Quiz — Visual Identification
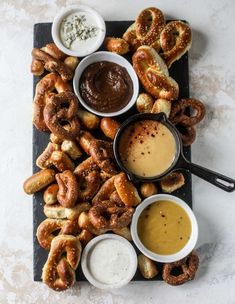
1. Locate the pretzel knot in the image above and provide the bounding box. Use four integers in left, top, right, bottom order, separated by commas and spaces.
42, 235, 82, 291
89, 200, 134, 230
56, 170, 78, 208
160, 21, 192, 68
44, 91, 80, 140
162, 250, 199, 285
132, 46, 179, 100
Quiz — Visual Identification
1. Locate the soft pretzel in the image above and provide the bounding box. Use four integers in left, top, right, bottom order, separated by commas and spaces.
44, 92, 80, 140
92, 176, 116, 205
160, 171, 185, 193
113, 226, 132, 241
61, 140, 82, 160
36, 218, 79, 250
78, 211, 108, 235
132, 46, 179, 100
33, 73, 72, 131
77, 110, 100, 130
63, 56, 79, 71
31, 59, 44, 76
74, 157, 99, 176
160, 21, 192, 68
100, 117, 120, 140
77, 229, 94, 246
41, 43, 67, 60
140, 182, 158, 198
44, 202, 90, 220
136, 93, 154, 113
42, 235, 81, 291
151, 98, 171, 118
177, 124, 196, 146
31, 48, 73, 82
138, 254, 158, 279
43, 184, 59, 205
56, 170, 78, 208
50, 124, 70, 144
123, 23, 141, 52
104, 37, 130, 55
50, 151, 75, 172
36, 142, 60, 169
136, 7, 165, 47
77, 171, 101, 201
78, 130, 96, 154
23, 169, 55, 194
109, 190, 125, 206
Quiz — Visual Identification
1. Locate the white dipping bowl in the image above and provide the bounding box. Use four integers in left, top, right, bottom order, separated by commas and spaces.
52, 5, 106, 57
81, 234, 137, 289
73, 51, 139, 117
131, 194, 198, 263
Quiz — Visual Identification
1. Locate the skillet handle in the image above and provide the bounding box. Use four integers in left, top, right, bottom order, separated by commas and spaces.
181, 160, 235, 192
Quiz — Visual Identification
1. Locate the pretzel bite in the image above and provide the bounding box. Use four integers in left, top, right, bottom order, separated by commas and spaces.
23, 169, 55, 195
50, 125, 71, 144
104, 37, 130, 55
31, 59, 44, 76
36, 143, 61, 169
140, 182, 158, 198
44, 202, 91, 220
50, 151, 75, 172
110, 190, 125, 206
43, 184, 59, 205
114, 172, 141, 206
78, 229, 94, 246
92, 176, 115, 204
160, 172, 185, 193
78, 211, 108, 235
78, 130, 96, 154
138, 254, 158, 279
151, 99, 171, 118
61, 140, 82, 160
41, 43, 67, 60
64, 56, 79, 71
100, 118, 120, 140
77, 110, 100, 130
56, 170, 78, 208
136, 93, 154, 113
113, 227, 132, 241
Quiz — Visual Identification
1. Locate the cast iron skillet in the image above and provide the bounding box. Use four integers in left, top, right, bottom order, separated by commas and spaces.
113, 113, 235, 192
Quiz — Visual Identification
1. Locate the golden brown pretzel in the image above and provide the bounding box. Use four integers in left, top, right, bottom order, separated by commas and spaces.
100, 118, 120, 140
56, 170, 78, 208
36, 218, 79, 249
31, 48, 73, 82
50, 151, 75, 172
138, 254, 158, 279
92, 176, 116, 205
136, 7, 165, 46
136, 93, 154, 113
43, 183, 59, 205
123, 23, 142, 52
44, 92, 80, 140
132, 46, 179, 100
177, 124, 196, 146
151, 98, 171, 118
76, 171, 101, 201
78, 211, 108, 235
104, 37, 129, 55
36, 142, 60, 169
33, 73, 72, 131
42, 235, 81, 291
74, 157, 99, 176
140, 182, 158, 198
61, 140, 82, 160
41, 43, 67, 60
44, 202, 91, 220
169, 98, 206, 127
162, 250, 199, 285
160, 171, 185, 193
23, 169, 55, 194
160, 21, 192, 68
77, 130, 96, 154
77, 110, 100, 130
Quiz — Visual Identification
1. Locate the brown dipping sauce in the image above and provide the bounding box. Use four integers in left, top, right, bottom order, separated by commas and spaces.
79, 61, 133, 113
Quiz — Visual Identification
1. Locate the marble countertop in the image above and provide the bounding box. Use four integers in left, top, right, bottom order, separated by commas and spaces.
0, 0, 235, 303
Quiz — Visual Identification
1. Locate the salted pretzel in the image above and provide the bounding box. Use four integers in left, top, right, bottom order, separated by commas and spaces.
23, 169, 55, 195
50, 150, 75, 172
78, 211, 108, 236
36, 142, 60, 169
92, 176, 116, 204
169, 98, 206, 127
132, 46, 179, 100
44, 92, 80, 140
89, 200, 134, 230
160, 171, 185, 193
31, 48, 73, 82
123, 23, 142, 52
104, 37, 130, 55
136, 7, 165, 47
100, 118, 120, 140
56, 170, 78, 208
160, 21, 192, 68
36, 218, 79, 250
77, 171, 101, 201
163, 250, 199, 285
44, 202, 91, 220
74, 157, 99, 176
77, 130, 96, 154
42, 235, 81, 291
33, 73, 72, 131
136, 93, 154, 113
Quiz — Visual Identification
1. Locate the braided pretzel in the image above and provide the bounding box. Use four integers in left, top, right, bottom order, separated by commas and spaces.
33, 73, 72, 131
56, 170, 78, 208
136, 7, 165, 47
163, 250, 199, 285
133, 46, 179, 100
160, 21, 192, 68
44, 92, 80, 140
36, 218, 79, 250
42, 235, 81, 291
170, 98, 206, 126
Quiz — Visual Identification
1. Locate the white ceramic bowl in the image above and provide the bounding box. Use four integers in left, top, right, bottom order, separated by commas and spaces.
73, 51, 139, 117
131, 194, 198, 263
81, 234, 137, 289
52, 5, 106, 57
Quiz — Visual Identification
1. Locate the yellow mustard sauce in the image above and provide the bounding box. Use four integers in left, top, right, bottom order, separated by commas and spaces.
137, 200, 191, 255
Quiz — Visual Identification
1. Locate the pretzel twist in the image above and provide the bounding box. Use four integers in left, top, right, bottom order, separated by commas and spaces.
56, 170, 78, 208
36, 142, 61, 169
42, 235, 81, 291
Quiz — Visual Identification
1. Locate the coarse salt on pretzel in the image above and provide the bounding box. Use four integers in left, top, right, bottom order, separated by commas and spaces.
132, 46, 179, 100
77, 171, 101, 201
42, 235, 81, 291
44, 202, 91, 220
50, 150, 75, 172
92, 176, 116, 205
43, 183, 59, 205
123, 23, 142, 52
56, 170, 78, 208
74, 157, 99, 176
104, 37, 130, 55
160, 21, 192, 68
36, 142, 61, 169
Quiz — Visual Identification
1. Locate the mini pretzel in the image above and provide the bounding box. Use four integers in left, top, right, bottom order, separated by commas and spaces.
44, 202, 91, 220
43, 183, 59, 205
77, 130, 96, 154
78, 211, 109, 235
151, 98, 171, 118
160, 21, 192, 68
31, 48, 73, 82
42, 235, 81, 291
170, 99, 206, 127
136, 7, 165, 46
44, 92, 80, 140
36, 218, 79, 250
89, 200, 134, 230
77, 110, 100, 130
56, 170, 78, 208
104, 37, 130, 55
23, 169, 55, 194
36, 142, 60, 169
76, 171, 101, 201
132, 46, 179, 100
136, 93, 154, 113
33, 73, 72, 131
100, 118, 120, 140
162, 250, 199, 286
160, 171, 185, 193
61, 140, 82, 160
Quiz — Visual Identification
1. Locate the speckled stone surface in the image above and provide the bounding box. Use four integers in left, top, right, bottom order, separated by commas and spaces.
0, 0, 235, 303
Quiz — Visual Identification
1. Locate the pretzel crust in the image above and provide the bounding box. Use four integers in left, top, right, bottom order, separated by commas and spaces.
56, 170, 78, 208
104, 37, 130, 55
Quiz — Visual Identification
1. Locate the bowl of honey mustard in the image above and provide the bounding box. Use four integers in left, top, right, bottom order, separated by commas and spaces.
131, 194, 198, 263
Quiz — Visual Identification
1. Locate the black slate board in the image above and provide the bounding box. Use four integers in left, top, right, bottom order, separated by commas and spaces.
33, 21, 192, 282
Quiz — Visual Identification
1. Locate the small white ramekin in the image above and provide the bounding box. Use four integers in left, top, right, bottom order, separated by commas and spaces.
52, 5, 106, 57
81, 234, 137, 289
131, 194, 198, 263
73, 51, 139, 117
